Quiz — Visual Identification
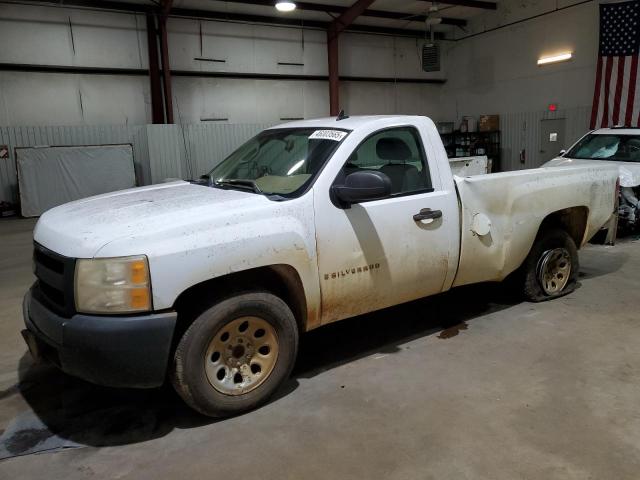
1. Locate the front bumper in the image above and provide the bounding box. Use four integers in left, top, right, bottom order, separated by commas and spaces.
22, 287, 177, 388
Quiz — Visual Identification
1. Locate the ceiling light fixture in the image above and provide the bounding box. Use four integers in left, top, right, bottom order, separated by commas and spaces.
537, 52, 572, 66
275, 1, 296, 12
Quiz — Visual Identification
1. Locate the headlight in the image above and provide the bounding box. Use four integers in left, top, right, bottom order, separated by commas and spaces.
75, 256, 152, 314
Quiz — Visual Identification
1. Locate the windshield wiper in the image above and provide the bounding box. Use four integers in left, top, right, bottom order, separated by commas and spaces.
213, 178, 264, 194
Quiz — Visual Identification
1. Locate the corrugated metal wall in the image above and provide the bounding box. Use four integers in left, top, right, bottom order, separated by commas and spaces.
147, 123, 272, 183
499, 106, 591, 171
0, 123, 271, 203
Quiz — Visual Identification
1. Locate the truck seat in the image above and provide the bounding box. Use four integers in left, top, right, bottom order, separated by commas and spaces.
376, 137, 421, 193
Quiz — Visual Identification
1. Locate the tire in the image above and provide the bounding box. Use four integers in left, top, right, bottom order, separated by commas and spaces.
171, 292, 298, 417
518, 228, 579, 302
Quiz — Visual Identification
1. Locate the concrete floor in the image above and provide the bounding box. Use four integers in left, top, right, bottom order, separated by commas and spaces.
1, 217, 639, 479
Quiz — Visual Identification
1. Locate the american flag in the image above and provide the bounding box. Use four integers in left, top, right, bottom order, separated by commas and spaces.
590, 0, 640, 128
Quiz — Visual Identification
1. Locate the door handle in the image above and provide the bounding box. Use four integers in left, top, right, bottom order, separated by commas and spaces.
413, 208, 442, 221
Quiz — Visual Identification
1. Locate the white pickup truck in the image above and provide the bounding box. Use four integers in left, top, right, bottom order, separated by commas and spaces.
22, 115, 619, 417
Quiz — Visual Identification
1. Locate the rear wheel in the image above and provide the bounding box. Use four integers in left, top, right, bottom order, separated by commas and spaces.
519, 228, 579, 302
171, 292, 298, 417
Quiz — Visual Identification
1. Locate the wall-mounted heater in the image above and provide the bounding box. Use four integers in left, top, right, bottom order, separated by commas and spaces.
422, 6, 442, 72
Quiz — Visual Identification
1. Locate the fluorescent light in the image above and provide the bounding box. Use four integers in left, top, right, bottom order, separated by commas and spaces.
275, 1, 296, 12
287, 159, 305, 176
537, 52, 572, 66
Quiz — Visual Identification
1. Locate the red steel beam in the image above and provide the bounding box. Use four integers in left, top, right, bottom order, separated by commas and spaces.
146, 14, 164, 123
327, 0, 376, 116
327, 32, 339, 116
159, 0, 174, 124
159, 18, 174, 124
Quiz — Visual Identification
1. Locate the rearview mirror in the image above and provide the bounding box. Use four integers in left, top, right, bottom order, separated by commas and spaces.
331, 170, 392, 208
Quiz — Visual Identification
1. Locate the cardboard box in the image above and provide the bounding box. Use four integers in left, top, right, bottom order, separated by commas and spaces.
479, 115, 499, 132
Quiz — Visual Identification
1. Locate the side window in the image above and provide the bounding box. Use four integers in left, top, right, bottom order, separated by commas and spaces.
341, 127, 432, 195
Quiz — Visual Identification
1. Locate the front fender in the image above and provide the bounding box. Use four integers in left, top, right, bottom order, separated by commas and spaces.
96, 195, 321, 325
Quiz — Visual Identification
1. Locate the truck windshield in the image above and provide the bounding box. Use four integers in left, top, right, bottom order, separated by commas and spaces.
208, 127, 350, 197
566, 133, 640, 162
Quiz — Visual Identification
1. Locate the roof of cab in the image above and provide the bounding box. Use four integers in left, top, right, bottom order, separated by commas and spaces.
592, 127, 640, 135
266, 115, 429, 131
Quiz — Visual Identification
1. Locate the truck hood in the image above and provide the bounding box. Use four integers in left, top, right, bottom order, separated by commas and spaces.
34, 181, 270, 258
544, 157, 640, 187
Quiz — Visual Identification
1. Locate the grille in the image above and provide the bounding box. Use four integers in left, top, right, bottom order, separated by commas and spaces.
32, 243, 76, 317
422, 43, 440, 72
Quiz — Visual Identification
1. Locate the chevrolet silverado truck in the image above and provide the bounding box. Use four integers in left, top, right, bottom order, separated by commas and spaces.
22, 115, 619, 417
544, 127, 640, 233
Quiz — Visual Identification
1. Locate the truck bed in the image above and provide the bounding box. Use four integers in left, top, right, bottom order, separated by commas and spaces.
452, 164, 619, 287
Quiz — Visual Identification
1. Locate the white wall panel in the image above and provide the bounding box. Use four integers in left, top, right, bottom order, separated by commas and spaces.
0, 5, 74, 65
340, 34, 394, 78
0, 72, 150, 126
299, 29, 327, 76
405, 84, 442, 118
79, 75, 150, 125
169, 18, 255, 72
340, 82, 396, 115
0, 5, 146, 68
167, 19, 326, 76
339, 82, 443, 119
173, 77, 337, 124
69, 10, 147, 68
0, 72, 83, 125
302, 82, 330, 119
252, 24, 305, 73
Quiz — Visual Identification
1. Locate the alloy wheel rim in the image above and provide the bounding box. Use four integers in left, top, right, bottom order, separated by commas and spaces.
537, 248, 571, 295
204, 316, 279, 396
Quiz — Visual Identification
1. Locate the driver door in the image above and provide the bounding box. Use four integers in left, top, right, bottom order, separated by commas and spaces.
314, 126, 459, 324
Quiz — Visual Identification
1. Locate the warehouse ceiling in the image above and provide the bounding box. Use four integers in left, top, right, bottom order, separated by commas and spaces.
102, 0, 496, 33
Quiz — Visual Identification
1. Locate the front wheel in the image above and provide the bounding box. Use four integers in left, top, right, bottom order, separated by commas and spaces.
171, 292, 298, 417
518, 228, 579, 302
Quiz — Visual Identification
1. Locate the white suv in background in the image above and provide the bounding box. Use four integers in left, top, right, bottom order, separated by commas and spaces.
545, 127, 640, 232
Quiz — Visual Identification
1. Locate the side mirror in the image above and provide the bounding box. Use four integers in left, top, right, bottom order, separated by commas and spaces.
331, 170, 392, 208
559, 149, 567, 156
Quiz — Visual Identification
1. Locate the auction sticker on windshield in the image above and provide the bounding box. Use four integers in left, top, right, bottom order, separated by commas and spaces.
309, 130, 348, 141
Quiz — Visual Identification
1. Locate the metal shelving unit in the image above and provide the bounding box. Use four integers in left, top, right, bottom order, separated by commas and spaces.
440, 130, 501, 172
